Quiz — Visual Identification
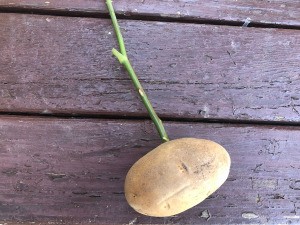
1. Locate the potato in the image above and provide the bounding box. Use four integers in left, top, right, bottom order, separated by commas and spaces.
124, 138, 231, 217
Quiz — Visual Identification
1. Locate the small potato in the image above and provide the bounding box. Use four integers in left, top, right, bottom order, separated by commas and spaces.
124, 138, 231, 217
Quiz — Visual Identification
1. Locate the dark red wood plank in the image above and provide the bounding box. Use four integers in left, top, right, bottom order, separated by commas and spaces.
0, 0, 299, 26
1, 14, 300, 123
0, 116, 299, 224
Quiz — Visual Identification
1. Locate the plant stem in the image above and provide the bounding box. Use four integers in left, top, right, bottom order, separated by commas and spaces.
106, 0, 169, 142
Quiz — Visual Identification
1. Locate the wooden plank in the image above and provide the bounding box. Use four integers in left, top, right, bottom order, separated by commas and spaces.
0, 0, 299, 27
1, 14, 300, 123
0, 116, 299, 224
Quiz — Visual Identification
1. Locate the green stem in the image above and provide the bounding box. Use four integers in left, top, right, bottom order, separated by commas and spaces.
106, 0, 127, 57
106, 0, 169, 142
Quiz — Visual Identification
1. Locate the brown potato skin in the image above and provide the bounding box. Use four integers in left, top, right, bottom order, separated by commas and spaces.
124, 138, 231, 217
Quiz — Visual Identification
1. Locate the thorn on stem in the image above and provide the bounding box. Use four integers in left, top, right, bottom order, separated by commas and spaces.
138, 89, 145, 97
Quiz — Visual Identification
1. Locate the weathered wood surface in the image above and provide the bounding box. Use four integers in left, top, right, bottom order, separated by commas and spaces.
0, 0, 299, 27
1, 14, 300, 123
0, 116, 299, 224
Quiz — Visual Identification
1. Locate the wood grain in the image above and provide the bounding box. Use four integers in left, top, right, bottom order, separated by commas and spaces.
0, 0, 299, 27
0, 116, 299, 224
1, 14, 300, 123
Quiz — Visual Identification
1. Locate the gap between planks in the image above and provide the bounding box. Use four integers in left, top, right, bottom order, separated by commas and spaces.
0, 7, 299, 30
0, 112, 299, 128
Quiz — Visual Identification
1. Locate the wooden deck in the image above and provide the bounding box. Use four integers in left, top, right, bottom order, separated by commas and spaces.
0, 1, 299, 224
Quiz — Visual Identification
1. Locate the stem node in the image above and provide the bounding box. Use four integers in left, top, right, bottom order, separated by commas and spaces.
112, 48, 127, 64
